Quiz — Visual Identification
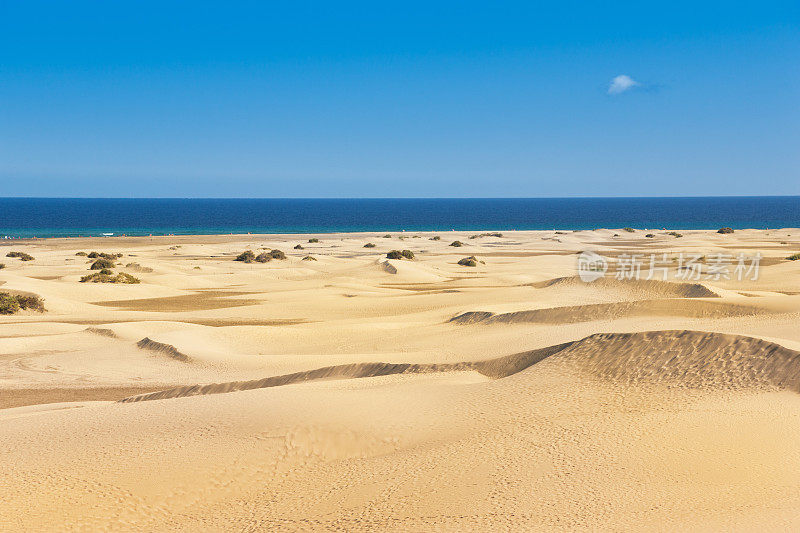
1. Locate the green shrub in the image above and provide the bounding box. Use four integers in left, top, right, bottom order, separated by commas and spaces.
0, 294, 20, 314
87, 252, 123, 260
255, 252, 271, 263
75, 251, 88, 256
363, 243, 376, 248
80, 272, 140, 284
430, 236, 441, 241
0, 292, 45, 314
382, 234, 392, 238
458, 256, 478, 267
717, 227, 734, 234
269, 249, 286, 260
302, 255, 317, 261
786, 253, 800, 261
387, 250, 415, 260
308, 238, 320, 243
622, 227, 635, 233
234, 250, 256, 263
667, 231, 683, 238
90, 258, 116, 270
469, 232, 503, 239
6, 251, 34, 261
294, 244, 304, 250
450, 241, 464, 247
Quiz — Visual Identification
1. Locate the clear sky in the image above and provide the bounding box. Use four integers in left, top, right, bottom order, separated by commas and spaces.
1, 1, 798, 197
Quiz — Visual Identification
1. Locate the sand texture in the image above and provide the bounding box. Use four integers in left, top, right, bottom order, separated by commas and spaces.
3, 228, 800, 531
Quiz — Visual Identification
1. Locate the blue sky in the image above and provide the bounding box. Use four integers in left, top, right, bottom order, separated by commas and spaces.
1, 1, 798, 197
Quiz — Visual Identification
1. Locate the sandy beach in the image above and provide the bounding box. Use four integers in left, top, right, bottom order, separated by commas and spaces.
3, 228, 800, 531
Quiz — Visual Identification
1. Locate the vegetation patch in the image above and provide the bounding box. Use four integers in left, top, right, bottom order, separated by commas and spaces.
87, 252, 123, 259
386, 250, 415, 260
430, 236, 441, 241
294, 244, 304, 249
645, 234, 655, 238
0, 292, 45, 314
458, 256, 479, 267
80, 271, 141, 284
308, 238, 320, 243
382, 234, 392, 238
786, 253, 800, 261
75, 251, 88, 256
717, 227, 734, 234
622, 227, 635, 233
302, 255, 317, 261
363, 243, 376, 248
450, 241, 464, 247
90, 258, 116, 270
469, 232, 503, 239
6, 251, 34, 261
667, 231, 683, 238
234, 250, 256, 263
254, 249, 286, 263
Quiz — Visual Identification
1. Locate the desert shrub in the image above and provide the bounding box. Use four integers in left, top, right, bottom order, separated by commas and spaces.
15, 294, 45, 312
302, 255, 317, 261
0, 294, 20, 314
0, 263, 4, 269
6, 251, 34, 261
622, 227, 635, 233
450, 241, 464, 247
717, 227, 734, 234
80, 272, 140, 284
382, 234, 392, 238
294, 244, 304, 250
234, 250, 256, 263
786, 253, 800, 261
458, 256, 478, 267
387, 250, 415, 260
363, 243, 376, 248
430, 236, 441, 241
612, 233, 620, 237
308, 238, 320, 243
90, 258, 116, 270
645, 234, 655, 238
87, 252, 123, 260
555, 231, 567, 235
0, 292, 45, 314
255, 252, 271, 263
469, 232, 503, 239
269, 249, 286, 260
667, 231, 683, 238
75, 251, 88, 256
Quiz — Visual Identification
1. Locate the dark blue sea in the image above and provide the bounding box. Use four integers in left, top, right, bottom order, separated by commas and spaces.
1, 197, 798, 238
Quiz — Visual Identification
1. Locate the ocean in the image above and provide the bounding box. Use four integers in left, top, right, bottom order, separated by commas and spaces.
1, 197, 798, 238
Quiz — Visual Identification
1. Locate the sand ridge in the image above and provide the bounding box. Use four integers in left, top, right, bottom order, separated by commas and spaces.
3, 228, 800, 531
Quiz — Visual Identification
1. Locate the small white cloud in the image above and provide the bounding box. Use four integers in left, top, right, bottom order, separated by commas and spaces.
608, 74, 639, 95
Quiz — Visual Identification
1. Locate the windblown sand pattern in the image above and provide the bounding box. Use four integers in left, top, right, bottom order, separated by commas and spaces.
3, 228, 800, 531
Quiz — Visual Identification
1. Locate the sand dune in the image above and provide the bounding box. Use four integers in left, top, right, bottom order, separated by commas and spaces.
532, 275, 719, 298
3, 229, 800, 531
451, 299, 768, 325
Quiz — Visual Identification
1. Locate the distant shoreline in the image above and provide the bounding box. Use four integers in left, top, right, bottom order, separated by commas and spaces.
2, 197, 799, 239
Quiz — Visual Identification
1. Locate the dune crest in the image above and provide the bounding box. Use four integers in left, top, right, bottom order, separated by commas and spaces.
136, 337, 191, 362
450, 299, 766, 325
532, 276, 719, 298
120, 331, 800, 403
